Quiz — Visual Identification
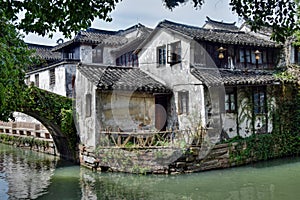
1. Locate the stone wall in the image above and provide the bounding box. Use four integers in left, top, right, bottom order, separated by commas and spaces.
79, 142, 253, 174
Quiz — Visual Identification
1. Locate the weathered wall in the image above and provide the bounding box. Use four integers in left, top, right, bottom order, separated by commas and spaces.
75, 69, 98, 149
138, 29, 205, 130
28, 65, 66, 96
96, 91, 156, 132
27, 63, 76, 97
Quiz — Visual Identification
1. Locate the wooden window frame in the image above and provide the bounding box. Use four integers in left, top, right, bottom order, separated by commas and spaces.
167, 41, 181, 65
253, 87, 267, 115
157, 45, 166, 67
225, 89, 237, 113
92, 47, 103, 63
49, 68, 55, 86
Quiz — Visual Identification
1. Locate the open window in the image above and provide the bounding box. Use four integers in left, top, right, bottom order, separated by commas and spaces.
167, 41, 181, 65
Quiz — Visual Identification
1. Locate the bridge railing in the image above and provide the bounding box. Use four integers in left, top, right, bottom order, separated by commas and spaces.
98, 127, 207, 149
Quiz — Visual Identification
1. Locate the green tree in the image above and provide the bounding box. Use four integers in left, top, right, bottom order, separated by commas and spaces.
0, 9, 35, 121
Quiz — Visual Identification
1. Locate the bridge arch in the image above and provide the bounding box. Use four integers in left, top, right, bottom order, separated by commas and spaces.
15, 86, 78, 161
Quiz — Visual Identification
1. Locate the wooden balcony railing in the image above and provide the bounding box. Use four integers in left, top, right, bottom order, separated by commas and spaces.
98, 127, 207, 149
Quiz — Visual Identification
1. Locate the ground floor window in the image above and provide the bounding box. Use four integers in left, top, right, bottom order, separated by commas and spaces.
253, 86, 267, 114
178, 91, 189, 115
225, 88, 236, 113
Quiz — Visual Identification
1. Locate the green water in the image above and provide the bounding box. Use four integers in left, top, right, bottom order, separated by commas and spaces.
1, 143, 300, 200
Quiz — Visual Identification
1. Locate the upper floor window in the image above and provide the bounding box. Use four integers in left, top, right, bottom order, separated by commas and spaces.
178, 91, 189, 115
49, 69, 55, 86
92, 47, 103, 63
225, 88, 236, 113
167, 41, 181, 65
238, 48, 277, 68
116, 51, 138, 67
253, 87, 266, 114
157, 46, 166, 67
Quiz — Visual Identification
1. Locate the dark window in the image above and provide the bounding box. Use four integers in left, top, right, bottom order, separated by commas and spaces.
157, 46, 166, 66
178, 91, 189, 114
92, 47, 103, 63
225, 89, 236, 113
49, 69, 55, 86
167, 41, 181, 65
295, 46, 300, 64
253, 87, 266, 114
35, 74, 39, 87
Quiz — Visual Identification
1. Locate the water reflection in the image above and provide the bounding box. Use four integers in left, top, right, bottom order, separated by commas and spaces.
0, 144, 58, 199
1, 143, 300, 200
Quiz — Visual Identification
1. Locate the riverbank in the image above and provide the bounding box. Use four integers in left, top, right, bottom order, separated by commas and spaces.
80, 131, 300, 174
0, 121, 57, 156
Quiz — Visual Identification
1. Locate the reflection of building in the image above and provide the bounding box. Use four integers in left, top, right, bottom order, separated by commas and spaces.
0, 145, 57, 199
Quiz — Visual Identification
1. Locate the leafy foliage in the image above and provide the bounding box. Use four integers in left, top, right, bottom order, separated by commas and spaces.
0, 9, 36, 121
2, 0, 120, 38
229, 83, 300, 164
165, 0, 299, 42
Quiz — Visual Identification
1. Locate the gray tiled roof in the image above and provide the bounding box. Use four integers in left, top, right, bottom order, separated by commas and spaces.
52, 30, 128, 51
159, 20, 279, 47
191, 67, 281, 86
52, 24, 151, 52
27, 43, 61, 61
78, 64, 171, 93
203, 17, 239, 31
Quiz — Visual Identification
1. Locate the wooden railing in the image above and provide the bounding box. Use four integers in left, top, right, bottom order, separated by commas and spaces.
99, 127, 207, 149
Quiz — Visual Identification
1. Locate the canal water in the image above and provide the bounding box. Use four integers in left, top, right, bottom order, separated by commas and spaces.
1, 143, 300, 200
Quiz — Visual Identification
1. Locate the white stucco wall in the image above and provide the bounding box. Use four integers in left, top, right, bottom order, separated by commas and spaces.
28, 66, 66, 96
75, 69, 98, 148
138, 29, 206, 130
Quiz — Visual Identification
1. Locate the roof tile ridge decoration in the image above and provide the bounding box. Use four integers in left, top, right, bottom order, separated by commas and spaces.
206, 16, 237, 26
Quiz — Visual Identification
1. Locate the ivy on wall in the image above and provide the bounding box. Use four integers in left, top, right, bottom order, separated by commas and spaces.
228, 82, 300, 164
21, 86, 78, 157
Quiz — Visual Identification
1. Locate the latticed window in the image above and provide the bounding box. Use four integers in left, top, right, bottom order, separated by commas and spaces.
49, 69, 55, 86
253, 87, 266, 114
178, 91, 189, 115
157, 46, 166, 66
225, 90, 236, 113
92, 47, 103, 63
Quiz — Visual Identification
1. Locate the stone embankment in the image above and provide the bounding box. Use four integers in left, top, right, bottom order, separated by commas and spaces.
79, 142, 250, 174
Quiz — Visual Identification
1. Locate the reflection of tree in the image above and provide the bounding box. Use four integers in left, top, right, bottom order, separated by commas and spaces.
0, 144, 58, 199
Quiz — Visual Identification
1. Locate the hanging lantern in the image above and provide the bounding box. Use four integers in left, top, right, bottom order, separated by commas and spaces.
217, 46, 226, 59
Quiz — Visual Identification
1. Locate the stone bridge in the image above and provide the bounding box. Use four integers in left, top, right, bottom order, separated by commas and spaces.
17, 86, 78, 161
